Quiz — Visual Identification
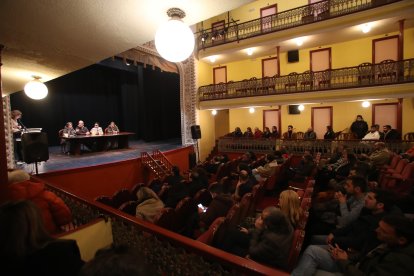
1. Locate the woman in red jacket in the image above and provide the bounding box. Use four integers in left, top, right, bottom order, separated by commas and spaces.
7, 170, 73, 234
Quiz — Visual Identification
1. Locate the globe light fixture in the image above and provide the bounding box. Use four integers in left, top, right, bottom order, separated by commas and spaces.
360, 23, 372, 33
298, 104, 305, 111
155, 8, 195, 62
362, 101, 370, 108
294, 37, 304, 46
24, 76, 48, 100
211, 109, 217, 115
208, 55, 217, 63
249, 107, 255, 113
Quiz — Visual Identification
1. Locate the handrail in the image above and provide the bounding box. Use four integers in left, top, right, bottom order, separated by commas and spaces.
41, 180, 289, 275
141, 152, 169, 178
152, 149, 173, 172
198, 58, 414, 101
217, 136, 413, 156
197, 0, 402, 50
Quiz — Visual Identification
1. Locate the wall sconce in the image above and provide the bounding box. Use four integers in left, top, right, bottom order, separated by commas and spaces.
24, 76, 48, 100
249, 107, 255, 113
360, 23, 372, 33
294, 37, 304, 46
362, 101, 370, 108
208, 56, 217, 63
155, 8, 195, 62
211, 109, 217, 115
298, 104, 305, 111
246, 48, 254, 56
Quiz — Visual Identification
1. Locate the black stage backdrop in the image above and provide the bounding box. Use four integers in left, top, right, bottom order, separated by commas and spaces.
10, 63, 181, 146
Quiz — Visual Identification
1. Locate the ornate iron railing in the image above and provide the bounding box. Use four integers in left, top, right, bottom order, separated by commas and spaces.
152, 149, 173, 172
44, 183, 288, 276
217, 137, 413, 156
141, 151, 169, 178
197, 0, 401, 50
198, 59, 414, 101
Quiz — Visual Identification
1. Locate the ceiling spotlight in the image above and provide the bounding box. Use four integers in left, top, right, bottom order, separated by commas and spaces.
155, 8, 195, 62
294, 37, 304, 46
24, 76, 48, 100
209, 56, 217, 63
246, 48, 254, 56
362, 101, 371, 108
211, 109, 217, 115
361, 23, 372, 33
298, 104, 305, 111
249, 107, 255, 113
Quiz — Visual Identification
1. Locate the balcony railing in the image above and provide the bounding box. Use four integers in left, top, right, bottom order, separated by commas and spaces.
197, 0, 401, 50
218, 137, 413, 156
198, 59, 414, 101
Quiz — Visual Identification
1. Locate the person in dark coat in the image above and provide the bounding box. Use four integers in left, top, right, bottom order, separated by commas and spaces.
324, 125, 335, 140
0, 200, 84, 276
199, 183, 233, 230
350, 115, 368, 139
381, 125, 401, 141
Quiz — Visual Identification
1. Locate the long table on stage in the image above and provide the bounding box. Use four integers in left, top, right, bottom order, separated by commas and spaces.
61, 132, 135, 155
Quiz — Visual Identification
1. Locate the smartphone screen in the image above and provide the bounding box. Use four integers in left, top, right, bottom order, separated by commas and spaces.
198, 203, 207, 212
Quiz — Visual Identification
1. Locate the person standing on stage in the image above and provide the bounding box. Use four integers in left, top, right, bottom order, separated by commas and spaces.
11, 110, 24, 163
75, 120, 90, 135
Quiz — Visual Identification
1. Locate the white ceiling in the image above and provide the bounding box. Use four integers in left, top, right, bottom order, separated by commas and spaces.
0, 0, 253, 95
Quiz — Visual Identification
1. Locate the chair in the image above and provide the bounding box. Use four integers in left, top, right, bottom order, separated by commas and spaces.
118, 200, 139, 216
318, 69, 331, 88
285, 72, 299, 91
287, 229, 306, 271
300, 70, 314, 90
403, 132, 414, 141
300, 197, 312, 212
197, 217, 226, 245
297, 210, 309, 230
153, 208, 176, 231
250, 183, 265, 215
174, 197, 197, 234
357, 62, 374, 84
239, 193, 253, 221
296, 131, 304, 139
58, 129, 66, 153
381, 162, 414, 193
225, 203, 242, 229
112, 188, 133, 208
378, 59, 397, 82
259, 76, 274, 94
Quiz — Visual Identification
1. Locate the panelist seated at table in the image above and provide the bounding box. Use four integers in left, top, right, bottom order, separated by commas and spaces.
105, 121, 119, 134
75, 120, 90, 135
62, 122, 76, 137
90, 122, 104, 136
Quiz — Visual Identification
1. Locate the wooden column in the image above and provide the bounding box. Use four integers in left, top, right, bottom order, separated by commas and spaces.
0, 45, 9, 198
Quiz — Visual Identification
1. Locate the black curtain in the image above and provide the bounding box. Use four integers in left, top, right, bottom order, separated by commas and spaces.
10, 62, 181, 146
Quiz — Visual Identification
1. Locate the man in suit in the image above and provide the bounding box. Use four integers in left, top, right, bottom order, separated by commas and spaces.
381, 125, 401, 141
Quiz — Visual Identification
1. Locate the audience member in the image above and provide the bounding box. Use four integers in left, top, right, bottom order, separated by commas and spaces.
222, 207, 293, 269
292, 189, 402, 276
362, 125, 380, 140
75, 120, 90, 135
278, 190, 303, 228
244, 127, 253, 137
106, 121, 119, 134
360, 142, 391, 171
380, 124, 401, 141
350, 115, 368, 139
164, 166, 188, 208
233, 170, 255, 201
0, 200, 84, 276
262, 127, 271, 138
90, 122, 104, 136
282, 125, 297, 139
324, 125, 335, 140
11, 109, 24, 162
80, 245, 157, 276
199, 183, 233, 230
271, 126, 279, 138
253, 127, 263, 139
135, 187, 164, 223
252, 154, 278, 182
303, 127, 317, 140
187, 169, 208, 197
232, 127, 243, 137
7, 170, 73, 234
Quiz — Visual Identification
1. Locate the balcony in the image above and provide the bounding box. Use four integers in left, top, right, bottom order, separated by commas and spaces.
198, 59, 414, 101
197, 0, 402, 51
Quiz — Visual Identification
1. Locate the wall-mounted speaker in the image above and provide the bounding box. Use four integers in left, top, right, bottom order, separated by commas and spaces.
21, 132, 49, 163
190, 125, 202, 139
287, 50, 299, 63
288, 105, 301, 115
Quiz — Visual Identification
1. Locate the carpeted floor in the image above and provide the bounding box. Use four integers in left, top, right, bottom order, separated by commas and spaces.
18, 138, 183, 174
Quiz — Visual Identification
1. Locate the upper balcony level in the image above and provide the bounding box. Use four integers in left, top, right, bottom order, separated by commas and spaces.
198, 58, 414, 105
197, 0, 403, 52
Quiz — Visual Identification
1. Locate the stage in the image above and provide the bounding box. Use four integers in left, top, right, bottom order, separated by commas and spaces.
18, 138, 183, 174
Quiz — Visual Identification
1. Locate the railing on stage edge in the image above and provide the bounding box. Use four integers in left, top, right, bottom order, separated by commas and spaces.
218, 137, 413, 156
43, 182, 289, 276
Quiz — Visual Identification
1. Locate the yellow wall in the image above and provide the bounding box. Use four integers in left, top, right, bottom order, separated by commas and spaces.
215, 109, 230, 138
196, 59, 213, 87
198, 109, 216, 161
403, 98, 414, 137
198, 28, 414, 84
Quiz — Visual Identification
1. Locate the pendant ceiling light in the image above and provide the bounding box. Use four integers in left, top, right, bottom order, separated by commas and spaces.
155, 8, 195, 62
24, 76, 48, 100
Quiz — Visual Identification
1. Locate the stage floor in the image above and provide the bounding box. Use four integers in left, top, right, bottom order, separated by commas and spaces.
18, 138, 183, 174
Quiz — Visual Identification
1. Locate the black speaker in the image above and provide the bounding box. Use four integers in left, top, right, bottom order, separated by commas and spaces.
288, 50, 299, 63
288, 105, 301, 114
21, 132, 49, 163
190, 125, 202, 139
